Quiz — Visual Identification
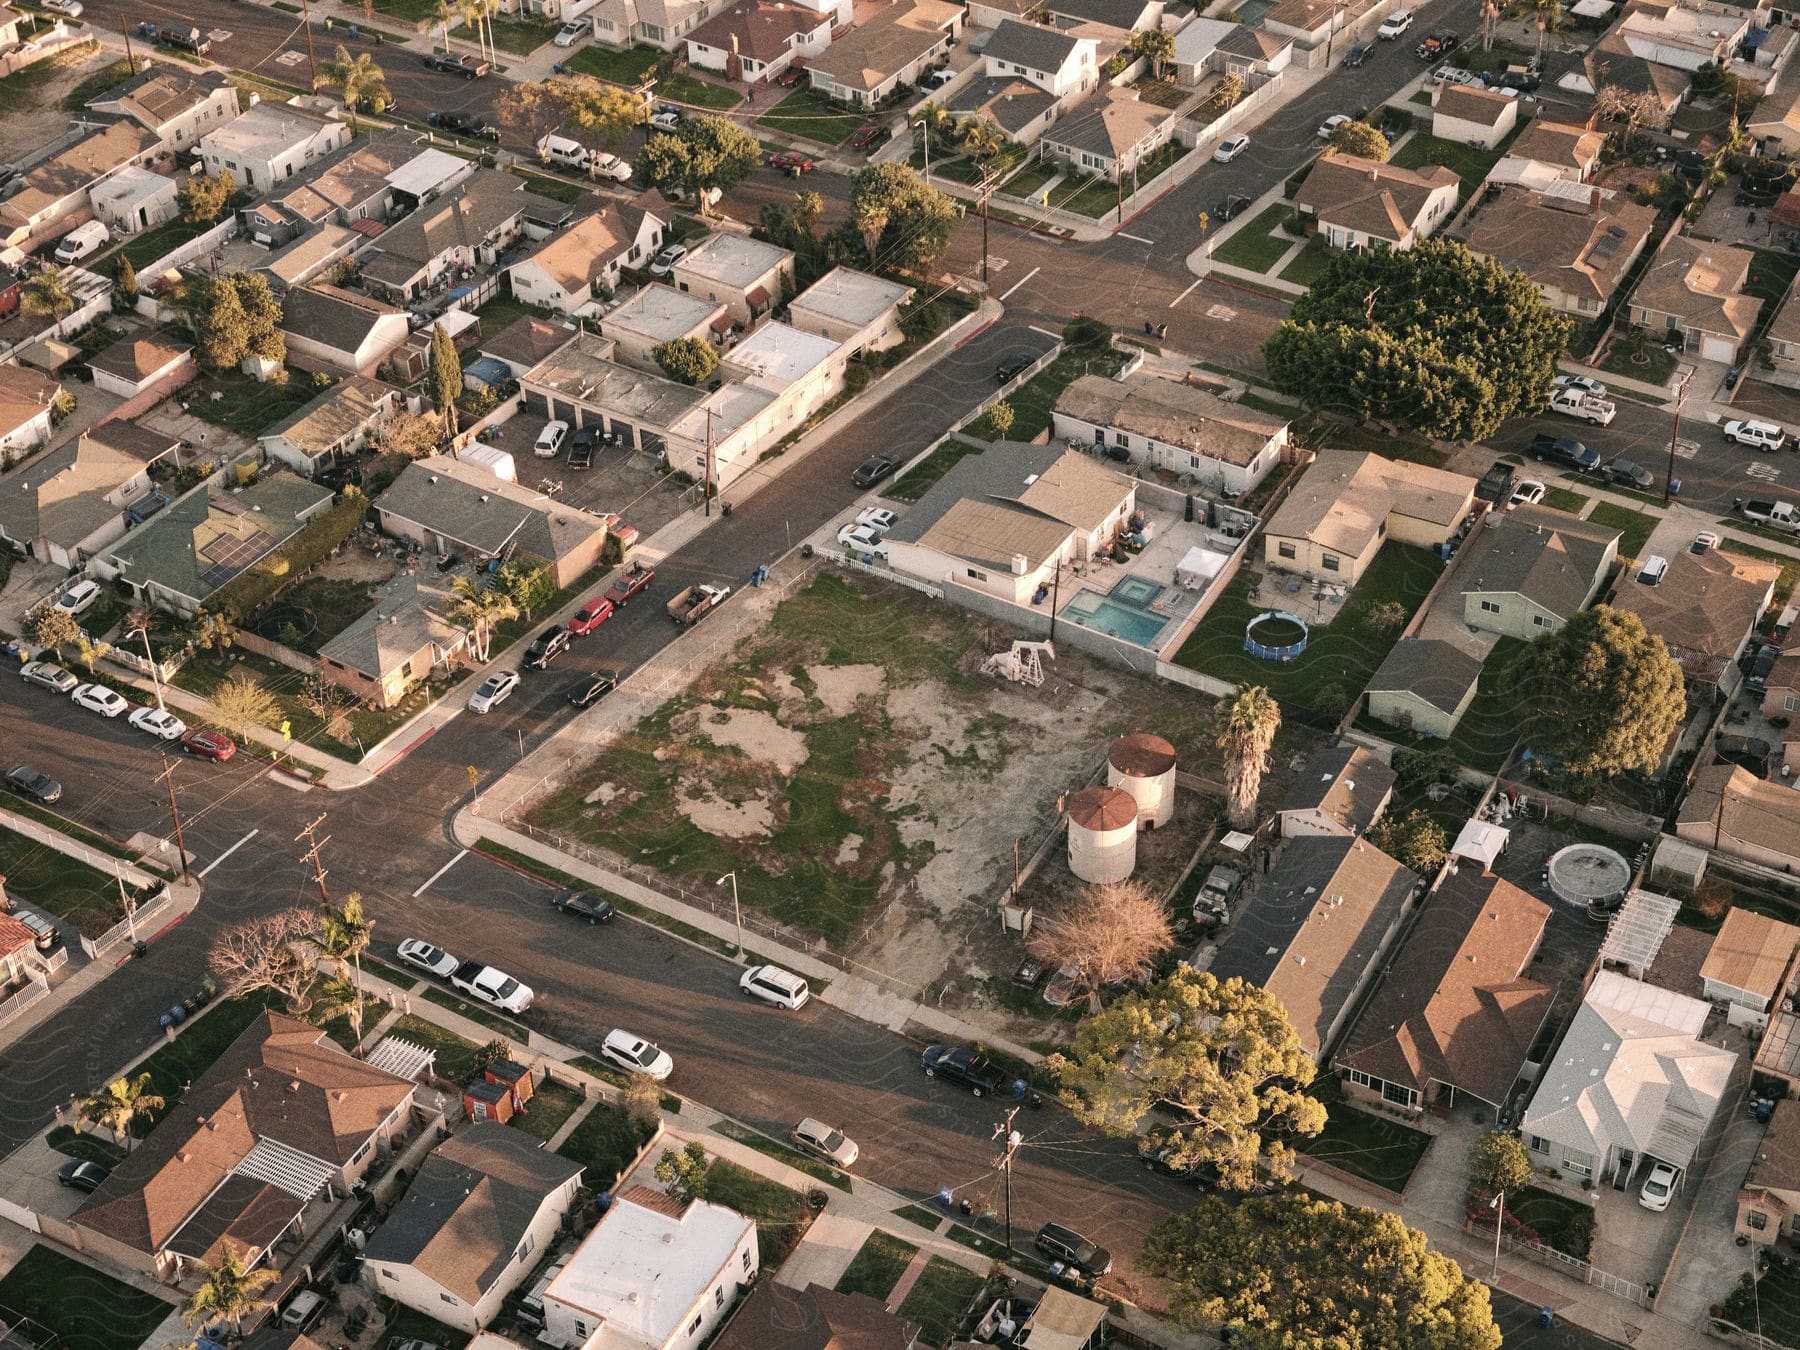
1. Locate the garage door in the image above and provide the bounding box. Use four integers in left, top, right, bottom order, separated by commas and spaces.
1702, 335, 1736, 363
610, 420, 636, 449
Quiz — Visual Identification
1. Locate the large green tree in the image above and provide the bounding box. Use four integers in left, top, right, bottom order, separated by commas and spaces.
1127, 26, 1175, 77
652, 336, 719, 386
1468, 1130, 1534, 1202
186, 274, 284, 370
22, 266, 74, 319
848, 162, 959, 271
567, 82, 646, 152
178, 169, 236, 224
1328, 119, 1391, 162
633, 114, 760, 213
1367, 808, 1448, 875
1144, 1192, 1502, 1350
430, 322, 463, 438
1263, 239, 1569, 442
1526, 605, 1685, 781
1048, 969, 1325, 1190
1216, 683, 1280, 830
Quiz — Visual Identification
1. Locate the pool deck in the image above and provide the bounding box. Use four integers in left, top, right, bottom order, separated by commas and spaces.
1053, 506, 1214, 647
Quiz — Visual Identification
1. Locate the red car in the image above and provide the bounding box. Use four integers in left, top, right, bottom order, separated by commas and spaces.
606, 562, 656, 607
767, 150, 815, 173
849, 122, 892, 152
568, 596, 615, 636
775, 65, 805, 87
180, 729, 236, 762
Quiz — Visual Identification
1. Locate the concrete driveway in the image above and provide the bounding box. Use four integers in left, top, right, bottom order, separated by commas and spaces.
0, 1132, 94, 1224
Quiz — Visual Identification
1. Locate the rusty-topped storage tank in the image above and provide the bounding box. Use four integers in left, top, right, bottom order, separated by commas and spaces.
1068, 785, 1139, 883
1107, 732, 1176, 829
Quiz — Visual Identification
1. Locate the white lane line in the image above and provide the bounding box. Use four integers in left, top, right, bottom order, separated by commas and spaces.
998, 266, 1040, 302
1170, 278, 1203, 309
1028, 324, 1063, 340
414, 848, 469, 897
1118, 231, 1154, 244
199, 829, 259, 878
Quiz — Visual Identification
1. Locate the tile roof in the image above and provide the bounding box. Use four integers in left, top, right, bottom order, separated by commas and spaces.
1279, 743, 1397, 833
1608, 548, 1778, 683
1044, 89, 1175, 162
279, 284, 407, 357
1679, 764, 1800, 866
809, 0, 963, 90
0, 912, 35, 961
1295, 151, 1460, 245
1458, 504, 1620, 616
984, 17, 1088, 70
261, 376, 400, 460
1367, 638, 1484, 714
712, 1282, 921, 1350
1629, 231, 1759, 341
1336, 871, 1553, 1107
1265, 449, 1475, 558
317, 573, 464, 680
1056, 371, 1286, 466
0, 431, 144, 548
688, 0, 831, 62
375, 455, 610, 563
1701, 908, 1800, 1004
1457, 184, 1657, 305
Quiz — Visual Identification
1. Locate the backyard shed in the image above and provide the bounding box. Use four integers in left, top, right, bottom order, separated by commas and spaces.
464, 1077, 514, 1124
1451, 820, 1509, 872
483, 1058, 535, 1111
1106, 733, 1176, 829
1067, 786, 1138, 883
461, 444, 517, 482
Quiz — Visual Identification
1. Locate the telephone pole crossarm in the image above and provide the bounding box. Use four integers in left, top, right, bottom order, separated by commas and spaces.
155, 753, 190, 878
296, 814, 332, 906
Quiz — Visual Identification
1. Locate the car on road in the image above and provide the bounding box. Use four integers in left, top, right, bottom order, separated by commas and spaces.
450, 960, 535, 1013
523, 625, 571, 670
849, 122, 892, 152
1509, 478, 1546, 508
397, 938, 459, 980
551, 889, 616, 923
1639, 1162, 1678, 1212
790, 1118, 858, 1167
4, 765, 61, 804
554, 17, 588, 44
852, 453, 899, 487
1214, 194, 1251, 222
20, 660, 78, 693
567, 670, 618, 708
180, 729, 236, 761
57, 1159, 109, 1192
1317, 114, 1352, 140
767, 150, 816, 173
1529, 433, 1599, 472
1553, 374, 1608, 398
837, 523, 888, 556
569, 596, 615, 636
1724, 418, 1787, 451
649, 242, 688, 277
740, 963, 810, 1009
856, 506, 899, 533
129, 707, 187, 740
158, 26, 210, 55
534, 420, 569, 459
1342, 41, 1371, 66
1140, 1141, 1202, 1179
1739, 498, 1799, 530
71, 683, 128, 718
1377, 10, 1413, 38
53, 579, 101, 616
600, 1028, 673, 1079
1035, 1222, 1114, 1277
42, 0, 81, 14
424, 52, 489, 78
1474, 460, 1516, 504
428, 111, 500, 140
467, 670, 520, 713
607, 563, 655, 607
995, 354, 1035, 384
920, 1044, 1009, 1096
1415, 30, 1458, 59
1213, 134, 1250, 163
1603, 457, 1655, 489
589, 153, 631, 183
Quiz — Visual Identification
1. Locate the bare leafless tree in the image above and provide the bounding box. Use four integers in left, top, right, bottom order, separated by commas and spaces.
1028, 880, 1174, 1015
300, 673, 358, 744
208, 908, 321, 1012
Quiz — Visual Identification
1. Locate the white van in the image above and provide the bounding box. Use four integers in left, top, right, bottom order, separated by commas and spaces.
54, 220, 109, 265
537, 134, 590, 172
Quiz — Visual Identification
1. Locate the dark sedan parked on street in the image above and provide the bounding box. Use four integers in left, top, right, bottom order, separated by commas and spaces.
551, 889, 616, 923
5, 764, 62, 804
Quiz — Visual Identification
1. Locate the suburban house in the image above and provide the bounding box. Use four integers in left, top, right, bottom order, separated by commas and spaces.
361, 1122, 584, 1333
1626, 231, 1758, 364
540, 1186, 757, 1350
1699, 908, 1800, 1030
87, 64, 241, 153
946, 74, 1061, 144
1052, 371, 1288, 495
1364, 638, 1485, 739
883, 443, 1137, 604
257, 377, 404, 478
1751, 84, 1800, 154
87, 332, 193, 401
600, 284, 731, 370
0, 430, 170, 567
241, 132, 469, 245
590, 0, 804, 52
1430, 83, 1519, 150
1278, 743, 1396, 839
1210, 835, 1420, 1062
375, 455, 611, 588
1616, 0, 1746, 70
1294, 152, 1460, 251
522, 331, 708, 456
806, 0, 965, 106
0, 911, 38, 992
669, 234, 795, 330
1489, 119, 1605, 189
0, 362, 61, 456
318, 573, 469, 709
357, 171, 575, 305
278, 284, 412, 377
1677, 764, 1800, 873
89, 167, 181, 236
1172, 18, 1293, 84
784, 267, 914, 355
1737, 1098, 1800, 1245
1608, 546, 1780, 691
1521, 970, 1737, 1191
1455, 183, 1658, 319
1457, 505, 1621, 640
481, 316, 577, 379
1762, 652, 1800, 771
969, 0, 1163, 29
981, 19, 1100, 101
1582, 37, 1691, 117
255, 224, 363, 293
0, 120, 160, 248
684, 0, 836, 80
1262, 449, 1477, 583
508, 197, 666, 316
70, 1012, 419, 1280
85, 418, 182, 464
713, 1282, 921, 1349
1039, 89, 1179, 182
198, 102, 352, 194
93, 470, 335, 615
1334, 872, 1553, 1118
1758, 271, 1800, 385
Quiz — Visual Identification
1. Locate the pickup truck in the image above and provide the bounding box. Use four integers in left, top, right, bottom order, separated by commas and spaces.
1550, 388, 1616, 426
1740, 499, 1800, 531
607, 562, 655, 607
921, 1044, 1010, 1097
424, 51, 490, 78
158, 26, 211, 54
1475, 461, 1516, 504
667, 583, 730, 626
450, 960, 534, 1013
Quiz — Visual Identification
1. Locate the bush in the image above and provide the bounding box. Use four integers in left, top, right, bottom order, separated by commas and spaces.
1063, 315, 1112, 349
208, 491, 365, 623
844, 363, 873, 392
900, 300, 946, 342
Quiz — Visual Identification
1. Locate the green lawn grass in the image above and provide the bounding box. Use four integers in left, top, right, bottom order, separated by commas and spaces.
565, 43, 662, 85
368, 0, 440, 24
507, 166, 587, 204
1542, 487, 1590, 514
1277, 236, 1332, 288
1213, 204, 1299, 273
0, 797, 158, 870
485, 15, 556, 54
1000, 158, 1059, 200
185, 371, 329, 438
894, 1202, 944, 1231
1172, 544, 1442, 718
897, 1257, 985, 1347
0, 824, 133, 937
704, 1158, 810, 1266
756, 87, 862, 146
1293, 1077, 1434, 1194
172, 651, 427, 763
1599, 332, 1678, 386
887, 439, 984, 502
657, 70, 740, 110
0, 1246, 175, 1350
835, 1230, 919, 1299
1389, 133, 1502, 202
387, 1012, 483, 1083
716, 1120, 852, 1191
1436, 636, 1532, 774
509, 1077, 585, 1141
974, 344, 1126, 443
1052, 172, 1124, 219
556, 1100, 659, 1186
1586, 500, 1661, 563
1510, 1185, 1595, 1260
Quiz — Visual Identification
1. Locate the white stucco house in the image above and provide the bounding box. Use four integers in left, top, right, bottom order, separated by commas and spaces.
1052, 370, 1288, 495
199, 102, 352, 193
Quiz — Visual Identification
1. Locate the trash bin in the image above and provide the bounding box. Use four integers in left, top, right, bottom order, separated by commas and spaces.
1669, 477, 1682, 496
1538, 1307, 1555, 1329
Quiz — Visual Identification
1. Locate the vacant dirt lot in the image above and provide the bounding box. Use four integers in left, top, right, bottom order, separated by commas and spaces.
527, 569, 1251, 998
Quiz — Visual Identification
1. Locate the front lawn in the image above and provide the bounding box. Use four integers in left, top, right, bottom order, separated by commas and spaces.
386, 1012, 482, 1084
367, 0, 441, 23
485, 15, 556, 54
1509, 1185, 1595, 1260
888, 440, 984, 502
133, 992, 280, 1130
975, 344, 1126, 443
704, 1157, 810, 1266
717, 1120, 851, 1191
1586, 500, 1661, 563
1726, 1265, 1800, 1347
185, 370, 335, 438
657, 70, 740, 110
1599, 331, 1678, 387
0, 1246, 174, 1350
1051, 172, 1123, 219
565, 43, 662, 86
1277, 236, 1332, 288
1213, 204, 1298, 273
510, 1077, 585, 1141
756, 87, 862, 146
0, 824, 137, 938
1293, 1077, 1434, 1194
1172, 544, 1442, 719
1000, 158, 1060, 201
1542, 487, 1590, 514
897, 1257, 985, 1348
172, 650, 430, 762
835, 1230, 918, 1300
556, 1100, 657, 1187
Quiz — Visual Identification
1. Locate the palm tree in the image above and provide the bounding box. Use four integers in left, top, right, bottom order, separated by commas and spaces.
432, 0, 456, 51
958, 115, 1006, 172
853, 199, 889, 267
446, 578, 519, 663
1215, 684, 1281, 831
81, 1073, 165, 1153
183, 1250, 278, 1334
1126, 26, 1175, 80
1510, 0, 1565, 57
456, 0, 498, 66
320, 46, 390, 134
22, 266, 75, 319
1479, 0, 1500, 52
314, 893, 373, 1045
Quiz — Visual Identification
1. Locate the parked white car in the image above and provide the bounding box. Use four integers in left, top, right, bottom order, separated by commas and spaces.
554, 17, 587, 45
855, 507, 898, 533
397, 937, 459, 979
790, 1117, 858, 1167
53, 579, 101, 616
451, 960, 535, 1013
534, 420, 569, 458
1509, 479, 1545, 508
1640, 1162, 1678, 1212
590, 152, 631, 183
467, 670, 520, 713
1317, 114, 1352, 140
128, 707, 187, 740
71, 683, 128, 718
837, 523, 888, 557
1377, 9, 1413, 37
649, 242, 687, 277
1724, 418, 1786, 451
601, 1028, 673, 1080
1213, 134, 1250, 163
739, 963, 810, 1009
1553, 374, 1608, 398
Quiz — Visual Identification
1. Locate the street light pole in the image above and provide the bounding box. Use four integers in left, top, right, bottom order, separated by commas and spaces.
137, 626, 164, 713
1663, 372, 1690, 505
914, 119, 931, 185
717, 871, 742, 954
1489, 1190, 1505, 1283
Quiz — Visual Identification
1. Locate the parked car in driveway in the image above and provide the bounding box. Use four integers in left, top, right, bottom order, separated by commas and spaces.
20, 661, 78, 693
648, 242, 687, 276
551, 889, 616, 923
1639, 1162, 1678, 1212
534, 421, 568, 459
467, 671, 520, 713
1474, 461, 1516, 504
601, 1028, 673, 1079
57, 1159, 109, 1192
849, 122, 892, 152
554, 17, 588, 44
71, 683, 128, 718
1509, 479, 1545, 508
4, 764, 61, 804
837, 523, 887, 556
397, 938, 458, 979
856, 507, 898, 533
53, 580, 101, 616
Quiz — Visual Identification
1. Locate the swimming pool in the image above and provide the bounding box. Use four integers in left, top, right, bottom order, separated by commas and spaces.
1062, 579, 1172, 647
1112, 576, 1165, 607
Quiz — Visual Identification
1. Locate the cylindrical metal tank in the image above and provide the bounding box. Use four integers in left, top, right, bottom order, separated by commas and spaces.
1106, 732, 1177, 829
1068, 786, 1139, 883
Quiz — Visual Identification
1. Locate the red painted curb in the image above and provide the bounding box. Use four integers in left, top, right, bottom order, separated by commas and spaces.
955, 317, 998, 347
374, 724, 439, 775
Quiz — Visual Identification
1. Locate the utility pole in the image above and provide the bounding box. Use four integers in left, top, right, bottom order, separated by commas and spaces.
299, 0, 320, 91
703, 406, 715, 518
120, 16, 139, 75
156, 753, 190, 879
992, 1108, 1022, 1258
1662, 372, 1690, 505
977, 168, 995, 287
296, 814, 332, 906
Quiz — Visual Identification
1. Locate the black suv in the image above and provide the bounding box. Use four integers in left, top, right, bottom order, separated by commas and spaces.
1342, 41, 1371, 66
429, 111, 500, 140
158, 26, 211, 55
551, 889, 616, 923
569, 427, 598, 470
921, 1044, 1010, 1097
1215, 194, 1252, 222
524, 625, 571, 670
996, 355, 1034, 384
1530, 433, 1599, 472
1035, 1223, 1114, 1277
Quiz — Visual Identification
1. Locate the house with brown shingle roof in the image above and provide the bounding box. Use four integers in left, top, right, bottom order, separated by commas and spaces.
1052, 370, 1289, 495
88, 332, 193, 401
713, 1281, 921, 1350
1294, 151, 1460, 251
1763, 651, 1800, 777
0, 362, 60, 457
1457, 504, 1622, 641
1677, 763, 1800, 872
0, 428, 168, 568
1456, 183, 1658, 319
1263, 449, 1477, 584
684, 0, 835, 82
1626, 230, 1759, 364
1431, 83, 1519, 150
1608, 547, 1778, 690
86, 64, 241, 154
71, 1012, 417, 1279
1335, 871, 1553, 1118
1366, 638, 1485, 739
508, 197, 666, 316
0, 120, 161, 246
1041, 88, 1177, 181
1279, 743, 1396, 839
807, 0, 964, 106
1491, 118, 1605, 189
